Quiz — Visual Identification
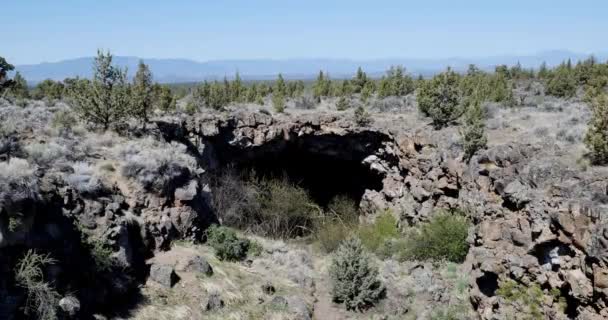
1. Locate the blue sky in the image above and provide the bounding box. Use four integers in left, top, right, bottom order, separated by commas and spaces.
2, 0, 607, 64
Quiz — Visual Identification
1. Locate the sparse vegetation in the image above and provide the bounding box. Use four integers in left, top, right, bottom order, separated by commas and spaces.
496, 279, 544, 320
68, 50, 130, 130
584, 94, 608, 164
354, 105, 372, 126
0, 56, 15, 94
330, 237, 385, 311
205, 225, 251, 261
401, 211, 471, 263
15, 250, 60, 320
131, 60, 154, 127
357, 211, 399, 254
460, 101, 487, 159
418, 68, 463, 128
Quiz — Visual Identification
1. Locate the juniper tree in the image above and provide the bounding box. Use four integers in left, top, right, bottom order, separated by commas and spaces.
8, 71, 29, 99
275, 73, 287, 96
538, 61, 549, 79
32, 79, 64, 101
584, 94, 608, 164
68, 50, 130, 130
336, 95, 349, 111
131, 60, 154, 127
360, 82, 374, 103
272, 91, 285, 113
352, 66, 369, 93
0, 56, 15, 95
313, 70, 331, 99
460, 101, 487, 159
546, 65, 577, 98
417, 68, 463, 128
232, 72, 244, 102
155, 85, 176, 112
329, 237, 385, 311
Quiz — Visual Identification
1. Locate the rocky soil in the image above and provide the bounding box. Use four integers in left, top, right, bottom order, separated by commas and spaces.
1, 85, 607, 319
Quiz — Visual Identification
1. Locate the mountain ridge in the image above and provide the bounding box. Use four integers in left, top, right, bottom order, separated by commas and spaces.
14, 50, 607, 83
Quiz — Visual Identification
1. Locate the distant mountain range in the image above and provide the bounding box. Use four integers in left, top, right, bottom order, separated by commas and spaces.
14, 50, 608, 84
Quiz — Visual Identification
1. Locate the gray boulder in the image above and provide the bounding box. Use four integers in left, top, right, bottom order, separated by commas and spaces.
58, 296, 80, 317
184, 255, 213, 276
149, 264, 178, 288
205, 293, 224, 311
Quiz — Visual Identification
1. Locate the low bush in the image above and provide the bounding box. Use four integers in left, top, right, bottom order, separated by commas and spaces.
65, 162, 105, 196
0, 158, 40, 213
584, 94, 608, 164
496, 279, 544, 320
25, 142, 68, 166
357, 211, 399, 254
330, 237, 385, 311
116, 138, 198, 196
254, 177, 317, 238
206, 225, 251, 261
316, 195, 359, 253
354, 105, 372, 126
15, 250, 60, 320
402, 211, 471, 263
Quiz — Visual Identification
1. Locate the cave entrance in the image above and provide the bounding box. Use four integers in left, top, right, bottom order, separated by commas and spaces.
208, 132, 387, 208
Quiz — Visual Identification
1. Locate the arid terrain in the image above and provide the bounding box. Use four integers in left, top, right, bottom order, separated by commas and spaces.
2, 52, 608, 320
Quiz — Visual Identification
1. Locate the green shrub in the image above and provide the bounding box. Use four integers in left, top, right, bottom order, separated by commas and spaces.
316, 195, 359, 253
417, 68, 463, 128
68, 50, 130, 130
546, 66, 577, 98
184, 100, 198, 115
15, 250, 60, 320
403, 211, 471, 262
354, 105, 372, 126
51, 109, 76, 130
272, 92, 285, 113
330, 237, 385, 311
584, 94, 608, 164
357, 211, 399, 254
254, 177, 317, 238
206, 225, 250, 261
248, 240, 264, 257
336, 96, 349, 111
496, 280, 544, 320
460, 101, 487, 159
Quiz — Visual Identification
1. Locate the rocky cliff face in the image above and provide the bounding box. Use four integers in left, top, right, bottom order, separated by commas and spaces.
157, 110, 608, 319
1, 102, 607, 319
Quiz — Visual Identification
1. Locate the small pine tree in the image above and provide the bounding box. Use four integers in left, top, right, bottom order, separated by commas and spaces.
352, 66, 368, 93
275, 73, 287, 96
313, 70, 332, 99
272, 91, 285, 113
131, 60, 154, 127
360, 81, 374, 103
232, 72, 244, 102
538, 61, 549, 79
460, 101, 487, 159
546, 66, 577, 98
68, 50, 130, 130
336, 95, 349, 111
417, 68, 463, 128
330, 237, 385, 311
584, 94, 608, 164
354, 105, 372, 126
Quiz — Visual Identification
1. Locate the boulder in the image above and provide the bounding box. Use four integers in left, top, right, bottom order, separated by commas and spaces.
183, 255, 213, 276
205, 293, 224, 311
149, 264, 178, 288
58, 296, 80, 317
